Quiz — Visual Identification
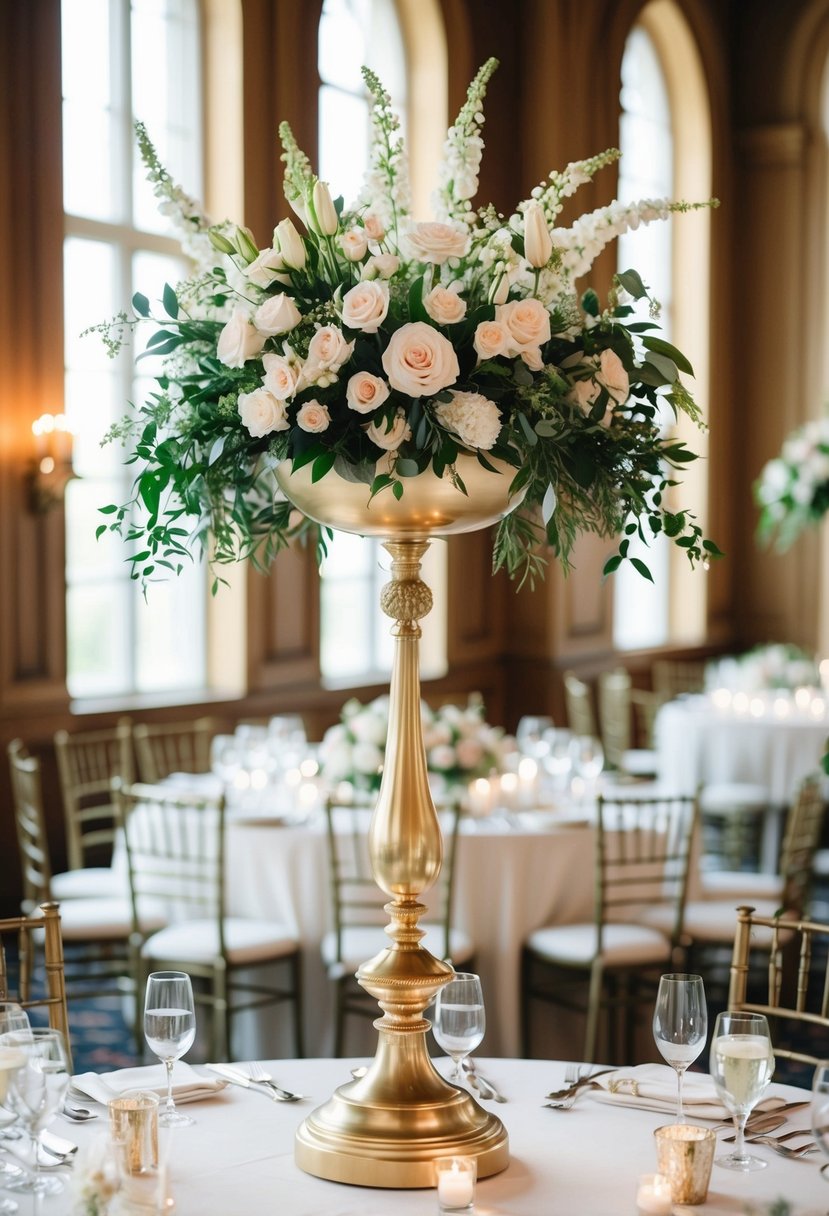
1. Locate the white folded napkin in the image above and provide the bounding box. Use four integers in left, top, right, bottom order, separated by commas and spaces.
72, 1061, 227, 1106
587, 1063, 728, 1119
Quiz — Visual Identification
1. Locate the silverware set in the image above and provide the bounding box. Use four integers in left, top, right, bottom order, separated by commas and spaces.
205, 1062, 305, 1102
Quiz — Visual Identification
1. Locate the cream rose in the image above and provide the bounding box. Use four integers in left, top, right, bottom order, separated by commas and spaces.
473, 319, 511, 361
407, 221, 470, 265
341, 281, 389, 334
361, 253, 400, 280
217, 308, 267, 368
381, 322, 459, 397
434, 390, 502, 451
237, 388, 289, 438
254, 293, 302, 337
363, 213, 385, 242
366, 408, 412, 451
597, 347, 630, 403
346, 372, 390, 414
245, 247, 288, 288
262, 351, 301, 400
568, 378, 599, 414
306, 325, 354, 371
423, 285, 467, 326
496, 298, 551, 351
341, 228, 369, 262
296, 399, 332, 433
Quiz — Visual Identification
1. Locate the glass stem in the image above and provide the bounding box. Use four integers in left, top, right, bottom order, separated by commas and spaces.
676, 1065, 686, 1122
732, 1111, 749, 1162
164, 1059, 176, 1119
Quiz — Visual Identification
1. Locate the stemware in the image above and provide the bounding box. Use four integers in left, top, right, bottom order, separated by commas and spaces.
144, 971, 197, 1128
541, 728, 573, 793
433, 973, 485, 1082
0, 1026, 70, 1198
652, 973, 708, 1121
0, 1004, 31, 1213
709, 1010, 774, 1171
516, 716, 554, 757
811, 1060, 829, 1180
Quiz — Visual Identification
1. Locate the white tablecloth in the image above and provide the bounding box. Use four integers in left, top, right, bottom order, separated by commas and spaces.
224, 809, 597, 1060
655, 695, 827, 805
51, 1058, 825, 1215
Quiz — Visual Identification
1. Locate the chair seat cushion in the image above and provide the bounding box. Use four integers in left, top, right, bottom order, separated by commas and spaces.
525, 922, 673, 968
49, 897, 164, 940
662, 898, 792, 944
699, 783, 769, 814
621, 748, 659, 777
699, 869, 783, 902
51, 868, 125, 901
321, 925, 475, 977
142, 918, 299, 966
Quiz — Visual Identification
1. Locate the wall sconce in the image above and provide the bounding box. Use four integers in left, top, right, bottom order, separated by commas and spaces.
29, 413, 77, 512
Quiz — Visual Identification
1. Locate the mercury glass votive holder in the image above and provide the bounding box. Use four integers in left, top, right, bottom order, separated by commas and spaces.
654, 1123, 716, 1204
435, 1156, 477, 1213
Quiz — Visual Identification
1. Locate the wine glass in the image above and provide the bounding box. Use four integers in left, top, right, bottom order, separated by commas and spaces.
144, 971, 197, 1128
0, 1004, 31, 1213
0, 1026, 70, 1198
652, 974, 707, 1121
709, 1010, 774, 1171
811, 1060, 829, 1181
433, 973, 485, 1082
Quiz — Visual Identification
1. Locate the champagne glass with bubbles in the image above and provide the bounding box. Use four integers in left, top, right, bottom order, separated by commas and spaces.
653, 974, 707, 1121
144, 971, 196, 1128
709, 1010, 774, 1171
433, 973, 485, 1082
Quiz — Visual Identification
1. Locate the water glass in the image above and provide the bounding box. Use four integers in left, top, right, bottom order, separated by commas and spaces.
652, 973, 707, 1121
144, 972, 196, 1128
0, 1027, 70, 1197
433, 973, 485, 1081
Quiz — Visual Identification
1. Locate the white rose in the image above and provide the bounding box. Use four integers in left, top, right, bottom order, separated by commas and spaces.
296, 399, 332, 433
434, 390, 502, 451
362, 254, 400, 280
423, 285, 467, 326
455, 738, 485, 770
341, 281, 390, 334
496, 298, 551, 352
254, 293, 302, 336
237, 387, 289, 438
366, 408, 412, 451
320, 739, 353, 782
245, 247, 288, 288
306, 325, 354, 372
346, 372, 390, 415
407, 221, 470, 265
262, 351, 301, 400
473, 320, 511, 361
217, 308, 267, 368
350, 712, 387, 747
340, 229, 369, 262
352, 742, 383, 776
381, 321, 459, 397
596, 347, 630, 404
428, 744, 457, 771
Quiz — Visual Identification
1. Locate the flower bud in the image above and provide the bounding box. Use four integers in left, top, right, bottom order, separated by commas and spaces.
488, 272, 510, 305
274, 218, 306, 270
235, 225, 260, 263
524, 201, 552, 268
309, 180, 339, 237
208, 228, 237, 255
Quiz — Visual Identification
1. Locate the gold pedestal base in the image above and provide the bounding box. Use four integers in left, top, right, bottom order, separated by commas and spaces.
295, 1035, 509, 1188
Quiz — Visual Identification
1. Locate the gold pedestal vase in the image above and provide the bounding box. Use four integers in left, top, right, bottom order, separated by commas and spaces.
276, 454, 521, 1188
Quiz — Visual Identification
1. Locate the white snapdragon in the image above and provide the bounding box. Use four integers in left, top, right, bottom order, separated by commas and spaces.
432, 57, 498, 225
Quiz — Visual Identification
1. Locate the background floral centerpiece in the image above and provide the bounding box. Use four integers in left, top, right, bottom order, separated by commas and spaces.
706, 642, 820, 693
92, 58, 719, 590
755, 415, 829, 551
319, 694, 516, 795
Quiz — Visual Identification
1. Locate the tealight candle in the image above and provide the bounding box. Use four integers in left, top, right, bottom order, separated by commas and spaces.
635, 1172, 672, 1215
711, 687, 732, 710
435, 1156, 476, 1213
795, 685, 812, 711
732, 691, 750, 715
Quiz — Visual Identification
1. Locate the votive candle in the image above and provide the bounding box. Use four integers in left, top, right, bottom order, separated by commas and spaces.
435, 1156, 476, 1213
635, 1172, 671, 1215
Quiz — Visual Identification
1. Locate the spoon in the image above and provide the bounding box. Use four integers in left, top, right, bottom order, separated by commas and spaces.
61, 1101, 98, 1122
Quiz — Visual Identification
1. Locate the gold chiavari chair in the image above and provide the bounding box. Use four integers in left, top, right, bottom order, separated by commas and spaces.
0, 903, 72, 1070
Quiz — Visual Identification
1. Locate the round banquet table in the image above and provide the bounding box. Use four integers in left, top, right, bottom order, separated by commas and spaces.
223, 808, 600, 1061
49, 1058, 825, 1215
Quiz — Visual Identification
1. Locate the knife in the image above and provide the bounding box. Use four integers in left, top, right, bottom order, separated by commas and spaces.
205, 1063, 293, 1102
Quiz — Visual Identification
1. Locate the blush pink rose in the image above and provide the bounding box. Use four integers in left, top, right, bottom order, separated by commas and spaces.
237, 388, 289, 438
296, 399, 332, 433
365, 408, 412, 451
346, 372, 390, 414
473, 320, 511, 361
341, 281, 390, 334
217, 308, 267, 368
406, 221, 470, 265
381, 322, 459, 397
496, 298, 551, 351
596, 347, 630, 403
423, 285, 467, 326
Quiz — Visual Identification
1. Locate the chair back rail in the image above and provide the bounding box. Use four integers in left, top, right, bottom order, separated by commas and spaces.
0, 902, 72, 1070
54, 719, 134, 870
133, 718, 219, 784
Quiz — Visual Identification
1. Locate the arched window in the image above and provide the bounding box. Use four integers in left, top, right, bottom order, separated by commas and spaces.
613, 1, 713, 651
62, 0, 206, 698
316, 0, 447, 684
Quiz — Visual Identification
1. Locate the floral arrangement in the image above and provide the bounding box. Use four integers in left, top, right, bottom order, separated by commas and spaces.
706, 642, 819, 693
319, 694, 516, 793
93, 58, 720, 590
755, 415, 829, 551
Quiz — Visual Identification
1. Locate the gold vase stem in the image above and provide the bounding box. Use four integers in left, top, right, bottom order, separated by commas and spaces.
294, 537, 509, 1187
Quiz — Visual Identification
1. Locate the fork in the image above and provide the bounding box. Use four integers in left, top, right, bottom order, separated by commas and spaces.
247, 1060, 305, 1102
750, 1138, 819, 1160
545, 1064, 588, 1110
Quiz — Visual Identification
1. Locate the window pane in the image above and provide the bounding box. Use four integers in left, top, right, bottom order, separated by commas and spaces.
318, 86, 369, 205
67, 582, 132, 698
134, 569, 206, 693
318, 0, 369, 92
320, 580, 373, 679
64, 238, 120, 370
65, 477, 128, 576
